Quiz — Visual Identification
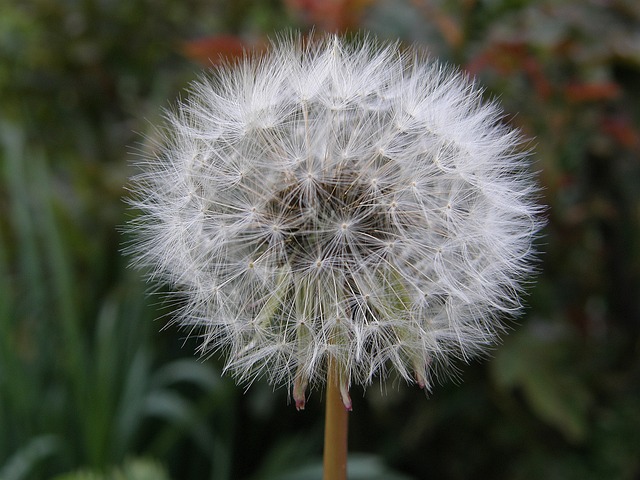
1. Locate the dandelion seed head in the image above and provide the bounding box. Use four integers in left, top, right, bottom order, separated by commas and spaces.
127, 33, 543, 407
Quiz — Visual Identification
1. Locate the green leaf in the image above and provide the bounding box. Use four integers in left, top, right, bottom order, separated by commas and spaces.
491, 320, 592, 443
258, 453, 414, 480
0, 435, 60, 480
150, 359, 220, 392
51, 458, 171, 480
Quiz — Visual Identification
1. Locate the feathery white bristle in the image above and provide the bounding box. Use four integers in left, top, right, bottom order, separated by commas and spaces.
126, 33, 543, 402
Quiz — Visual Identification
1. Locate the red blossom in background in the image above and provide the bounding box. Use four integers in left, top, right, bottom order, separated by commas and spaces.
465, 41, 553, 100
182, 35, 266, 66
180, 0, 373, 66
285, 0, 374, 32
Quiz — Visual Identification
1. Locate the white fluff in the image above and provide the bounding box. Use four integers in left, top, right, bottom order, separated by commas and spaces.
127, 34, 543, 408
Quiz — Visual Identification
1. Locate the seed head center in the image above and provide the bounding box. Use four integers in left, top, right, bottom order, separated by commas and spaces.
266, 170, 396, 264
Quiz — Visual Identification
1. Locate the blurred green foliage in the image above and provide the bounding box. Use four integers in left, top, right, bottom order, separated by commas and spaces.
1, 0, 639, 479
51, 458, 172, 480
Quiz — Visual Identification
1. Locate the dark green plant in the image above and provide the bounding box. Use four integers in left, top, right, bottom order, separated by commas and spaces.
0, 124, 237, 480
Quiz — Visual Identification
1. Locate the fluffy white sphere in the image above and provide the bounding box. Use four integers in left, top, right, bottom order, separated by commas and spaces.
128, 34, 542, 409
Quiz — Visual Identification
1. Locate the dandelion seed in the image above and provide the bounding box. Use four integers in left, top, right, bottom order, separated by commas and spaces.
127, 33, 543, 411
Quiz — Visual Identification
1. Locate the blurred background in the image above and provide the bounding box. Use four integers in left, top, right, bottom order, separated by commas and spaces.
1, 0, 639, 479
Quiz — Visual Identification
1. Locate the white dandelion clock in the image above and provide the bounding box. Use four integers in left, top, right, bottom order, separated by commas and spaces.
127, 34, 542, 415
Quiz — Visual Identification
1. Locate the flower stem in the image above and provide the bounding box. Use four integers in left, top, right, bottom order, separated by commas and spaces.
323, 357, 349, 480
